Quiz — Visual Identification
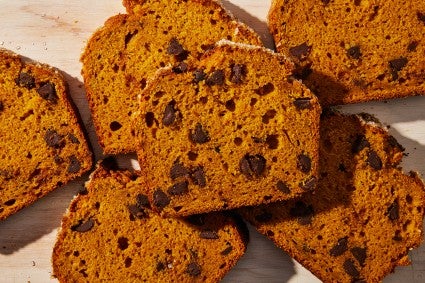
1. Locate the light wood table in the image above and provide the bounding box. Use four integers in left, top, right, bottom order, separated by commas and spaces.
1, 1, 424, 282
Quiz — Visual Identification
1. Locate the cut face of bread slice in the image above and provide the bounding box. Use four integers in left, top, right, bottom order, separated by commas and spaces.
269, 0, 425, 105
0, 49, 92, 221
239, 111, 425, 283
81, 0, 262, 154
52, 161, 248, 282
133, 42, 321, 217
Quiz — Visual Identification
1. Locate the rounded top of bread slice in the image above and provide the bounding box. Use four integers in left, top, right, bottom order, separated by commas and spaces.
81, 0, 262, 154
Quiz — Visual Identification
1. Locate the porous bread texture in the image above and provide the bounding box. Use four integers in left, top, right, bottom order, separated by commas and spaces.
268, 0, 425, 105
52, 161, 247, 282
81, 0, 262, 154
133, 42, 321, 217
239, 111, 425, 283
0, 49, 92, 221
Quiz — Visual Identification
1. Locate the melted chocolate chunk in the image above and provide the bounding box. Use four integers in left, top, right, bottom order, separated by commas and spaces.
417, 12, 425, 24
343, 259, 360, 278
407, 41, 419, 52
293, 98, 313, 110
347, 46, 362, 59
221, 245, 233, 255
254, 82, 274, 96
191, 166, 206, 187
290, 201, 314, 225
206, 70, 225, 86
239, 154, 266, 178
170, 159, 189, 179
153, 189, 170, 209
37, 82, 58, 102
200, 230, 219, 239
193, 69, 206, 83
387, 201, 399, 221
67, 156, 81, 173
186, 262, 201, 277
16, 72, 35, 89
136, 194, 150, 208
330, 237, 349, 257
367, 150, 382, 170
71, 219, 94, 233
168, 181, 189, 195
163, 100, 179, 126
167, 38, 185, 56
68, 133, 80, 144
389, 57, 408, 80
351, 247, 367, 266
44, 129, 62, 148
230, 64, 246, 84
352, 135, 370, 153
127, 204, 148, 219
172, 62, 188, 73
289, 43, 311, 61
297, 154, 312, 173
156, 262, 165, 272
277, 180, 291, 194
189, 123, 210, 144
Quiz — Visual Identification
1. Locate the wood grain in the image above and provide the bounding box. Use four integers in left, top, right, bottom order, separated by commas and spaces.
0, 1, 424, 282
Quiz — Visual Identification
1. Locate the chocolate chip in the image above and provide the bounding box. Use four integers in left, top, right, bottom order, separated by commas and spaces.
239, 154, 266, 179
221, 245, 233, 255
37, 82, 58, 102
156, 262, 165, 272
186, 262, 201, 277
127, 204, 148, 219
193, 69, 206, 83
347, 46, 362, 59
191, 166, 206, 187
290, 201, 314, 225
16, 72, 35, 89
54, 155, 63, 164
230, 64, 246, 84
110, 121, 122, 131
200, 230, 219, 239
136, 194, 150, 208
254, 82, 274, 96
277, 180, 291, 194
351, 247, 367, 266
367, 150, 382, 170
254, 211, 272, 223
168, 181, 189, 195
407, 41, 418, 52
330, 237, 348, 257
44, 129, 62, 148
352, 135, 370, 153
153, 189, 170, 209
172, 62, 188, 73
297, 154, 311, 173
389, 57, 408, 80
300, 176, 317, 191
186, 214, 205, 226
71, 219, 94, 233
167, 38, 185, 56
0, 101, 4, 112
68, 133, 80, 144
67, 156, 81, 173
293, 98, 313, 110
343, 259, 360, 278
163, 100, 179, 126
190, 123, 210, 144
387, 201, 399, 221
417, 12, 425, 24
170, 159, 189, 179
206, 70, 225, 86
289, 43, 311, 61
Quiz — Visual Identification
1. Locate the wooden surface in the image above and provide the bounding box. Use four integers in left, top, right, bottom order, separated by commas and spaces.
1, 1, 425, 282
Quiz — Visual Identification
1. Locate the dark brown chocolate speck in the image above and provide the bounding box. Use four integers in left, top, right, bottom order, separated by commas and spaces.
168, 181, 189, 195
221, 246, 233, 255
172, 62, 188, 73
277, 180, 291, 194
347, 46, 362, 59
352, 135, 370, 153
343, 259, 360, 278
367, 150, 382, 170
68, 133, 80, 144
153, 189, 170, 209
190, 123, 210, 144
206, 70, 225, 86
193, 69, 206, 83
67, 156, 81, 173
240, 154, 266, 179
387, 201, 399, 221
16, 72, 35, 89
407, 41, 418, 52
163, 100, 179, 126
170, 159, 189, 180
167, 38, 185, 56
190, 166, 206, 187
330, 237, 348, 257
37, 82, 58, 102
254, 82, 274, 96
417, 12, 425, 24
186, 262, 201, 277
230, 64, 246, 84
71, 219, 94, 233
289, 43, 311, 61
44, 129, 62, 148
351, 247, 367, 266
297, 154, 312, 173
